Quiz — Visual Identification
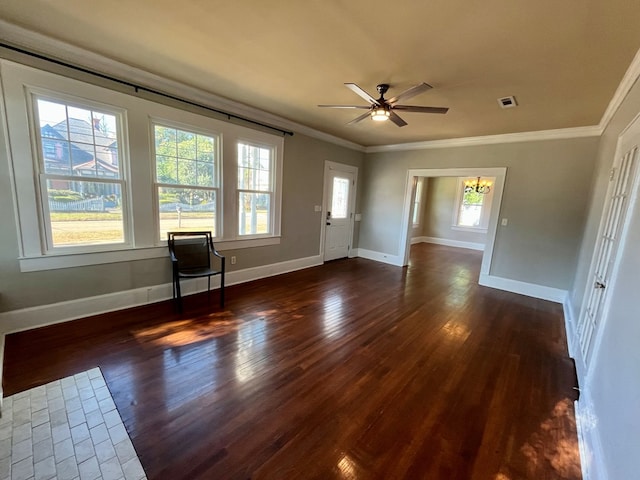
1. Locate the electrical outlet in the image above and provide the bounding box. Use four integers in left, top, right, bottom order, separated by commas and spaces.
231, 255, 237, 265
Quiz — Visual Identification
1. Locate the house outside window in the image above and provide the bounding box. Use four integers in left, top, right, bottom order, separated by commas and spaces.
453, 176, 495, 231
33, 95, 127, 250
153, 124, 220, 241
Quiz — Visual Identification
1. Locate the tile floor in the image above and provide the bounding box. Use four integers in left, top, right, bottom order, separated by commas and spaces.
0, 368, 147, 480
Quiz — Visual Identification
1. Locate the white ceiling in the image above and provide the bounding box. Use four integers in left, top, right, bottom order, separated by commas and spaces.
2, 0, 640, 147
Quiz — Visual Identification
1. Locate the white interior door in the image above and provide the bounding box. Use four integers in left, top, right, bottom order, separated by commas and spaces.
578, 133, 640, 363
324, 169, 354, 261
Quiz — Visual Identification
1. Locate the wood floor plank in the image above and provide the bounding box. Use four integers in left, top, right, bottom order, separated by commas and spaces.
2, 244, 582, 479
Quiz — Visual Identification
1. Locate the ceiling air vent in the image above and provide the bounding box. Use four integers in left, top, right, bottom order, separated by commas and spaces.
498, 96, 517, 108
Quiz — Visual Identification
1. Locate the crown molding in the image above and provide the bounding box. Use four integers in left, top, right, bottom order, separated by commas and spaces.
0, 20, 365, 152
4, 19, 640, 155
364, 125, 602, 153
599, 46, 640, 132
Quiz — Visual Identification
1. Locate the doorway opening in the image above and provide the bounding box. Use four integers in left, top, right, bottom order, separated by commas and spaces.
399, 167, 507, 280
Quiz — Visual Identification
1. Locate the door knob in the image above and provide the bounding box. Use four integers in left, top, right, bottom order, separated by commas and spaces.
595, 281, 606, 289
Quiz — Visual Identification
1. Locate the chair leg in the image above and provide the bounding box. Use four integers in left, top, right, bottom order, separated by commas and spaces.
220, 273, 224, 308
175, 276, 183, 313
207, 276, 211, 306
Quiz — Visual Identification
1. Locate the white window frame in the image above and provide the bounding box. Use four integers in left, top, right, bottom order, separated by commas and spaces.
452, 176, 495, 232
2, 60, 284, 272
29, 90, 131, 254
236, 139, 276, 238
151, 119, 222, 242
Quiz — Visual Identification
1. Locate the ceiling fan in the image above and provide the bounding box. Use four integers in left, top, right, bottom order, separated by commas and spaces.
318, 82, 449, 127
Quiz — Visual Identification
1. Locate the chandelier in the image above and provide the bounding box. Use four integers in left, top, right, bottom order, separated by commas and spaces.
464, 177, 492, 194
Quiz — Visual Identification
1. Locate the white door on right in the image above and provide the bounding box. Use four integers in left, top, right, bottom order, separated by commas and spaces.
578, 127, 640, 363
324, 170, 354, 261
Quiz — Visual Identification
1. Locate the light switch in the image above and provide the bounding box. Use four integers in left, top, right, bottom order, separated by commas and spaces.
501, 218, 508, 226
314, 205, 322, 212
355, 213, 362, 221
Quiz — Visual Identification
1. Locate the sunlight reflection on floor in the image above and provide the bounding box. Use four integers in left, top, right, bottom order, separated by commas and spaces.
520, 398, 582, 479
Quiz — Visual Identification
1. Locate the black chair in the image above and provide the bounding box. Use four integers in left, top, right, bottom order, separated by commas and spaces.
167, 231, 225, 312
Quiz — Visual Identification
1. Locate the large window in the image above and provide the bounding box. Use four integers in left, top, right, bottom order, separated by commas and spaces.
3, 60, 283, 271
154, 124, 220, 240
237, 142, 274, 236
33, 95, 127, 251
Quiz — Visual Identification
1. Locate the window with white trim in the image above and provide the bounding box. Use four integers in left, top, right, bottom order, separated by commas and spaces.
2, 60, 284, 271
237, 142, 274, 236
453, 177, 495, 231
153, 123, 220, 240
412, 178, 423, 226
32, 94, 128, 251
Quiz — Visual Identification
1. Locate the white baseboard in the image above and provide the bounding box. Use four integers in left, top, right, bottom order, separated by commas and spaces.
417, 236, 485, 251
355, 248, 404, 266
479, 273, 567, 303
574, 387, 607, 480
0, 254, 323, 335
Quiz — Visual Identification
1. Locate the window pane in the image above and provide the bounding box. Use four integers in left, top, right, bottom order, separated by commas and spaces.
154, 125, 217, 187
331, 177, 349, 219
458, 204, 482, 227
156, 156, 178, 184
158, 187, 216, 239
238, 143, 271, 191
46, 180, 124, 246
36, 98, 121, 179
239, 192, 270, 235
177, 130, 197, 159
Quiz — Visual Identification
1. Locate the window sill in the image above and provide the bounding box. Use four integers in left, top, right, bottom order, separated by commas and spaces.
19, 236, 281, 272
451, 225, 488, 233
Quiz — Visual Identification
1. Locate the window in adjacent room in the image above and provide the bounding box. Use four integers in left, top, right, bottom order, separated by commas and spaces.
33, 95, 128, 251
412, 177, 424, 227
153, 123, 220, 240
453, 176, 495, 231
237, 141, 274, 236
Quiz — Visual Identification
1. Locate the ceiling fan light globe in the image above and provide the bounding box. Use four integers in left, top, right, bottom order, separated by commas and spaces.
371, 108, 390, 121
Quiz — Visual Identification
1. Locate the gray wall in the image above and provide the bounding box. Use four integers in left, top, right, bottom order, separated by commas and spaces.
568, 77, 640, 479
0, 125, 363, 312
359, 137, 599, 289
421, 177, 487, 245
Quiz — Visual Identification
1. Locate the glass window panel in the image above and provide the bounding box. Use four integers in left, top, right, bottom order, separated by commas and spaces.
458, 204, 482, 227
70, 141, 96, 169
42, 140, 71, 175
46, 179, 124, 246
155, 126, 177, 157
177, 158, 197, 185
38, 99, 68, 139
197, 162, 215, 187
67, 107, 94, 144
331, 177, 350, 219
156, 156, 178, 184
239, 192, 270, 235
158, 187, 216, 239
177, 129, 197, 159
197, 135, 214, 154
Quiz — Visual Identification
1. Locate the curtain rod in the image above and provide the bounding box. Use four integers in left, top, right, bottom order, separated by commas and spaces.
0, 42, 294, 137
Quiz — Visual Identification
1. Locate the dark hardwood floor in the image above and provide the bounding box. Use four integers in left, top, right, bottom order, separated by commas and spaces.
3, 244, 582, 479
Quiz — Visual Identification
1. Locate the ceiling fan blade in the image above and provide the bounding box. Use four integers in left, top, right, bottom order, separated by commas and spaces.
393, 105, 449, 114
344, 83, 380, 106
318, 105, 371, 109
387, 82, 433, 105
347, 111, 372, 125
388, 111, 408, 127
